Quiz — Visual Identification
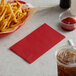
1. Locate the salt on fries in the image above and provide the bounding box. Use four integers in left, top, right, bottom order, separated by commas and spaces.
0, 0, 29, 32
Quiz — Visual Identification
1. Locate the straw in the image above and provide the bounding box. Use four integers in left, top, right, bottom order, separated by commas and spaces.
68, 39, 75, 46
68, 39, 76, 50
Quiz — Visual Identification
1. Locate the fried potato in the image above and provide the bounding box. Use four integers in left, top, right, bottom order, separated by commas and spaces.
1, 0, 5, 5
0, 0, 30, 32
0, 9, 7, 21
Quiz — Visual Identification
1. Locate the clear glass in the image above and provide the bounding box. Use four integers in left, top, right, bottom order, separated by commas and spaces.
59, 9, 76, 31
56, 45, 76, 76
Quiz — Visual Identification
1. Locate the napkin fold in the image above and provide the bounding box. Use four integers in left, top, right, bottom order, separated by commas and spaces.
10, 23, 65, 63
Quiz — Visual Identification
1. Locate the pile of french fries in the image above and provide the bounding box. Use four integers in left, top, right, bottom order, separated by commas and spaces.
0, 0, 29, 32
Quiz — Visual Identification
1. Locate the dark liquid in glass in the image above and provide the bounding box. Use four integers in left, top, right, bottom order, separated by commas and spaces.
58, 64, 76, 76
60, 0, 71, 9
57, 49, 76, 76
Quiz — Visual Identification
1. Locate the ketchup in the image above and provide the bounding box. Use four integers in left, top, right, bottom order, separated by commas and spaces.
62, 17, 76, 24
61, 17, 76, 31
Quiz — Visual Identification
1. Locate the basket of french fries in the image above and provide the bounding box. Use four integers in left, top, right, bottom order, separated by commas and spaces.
0, 0, 37, 37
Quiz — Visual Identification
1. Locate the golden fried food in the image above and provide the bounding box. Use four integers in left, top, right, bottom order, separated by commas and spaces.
0, 0, 29, 32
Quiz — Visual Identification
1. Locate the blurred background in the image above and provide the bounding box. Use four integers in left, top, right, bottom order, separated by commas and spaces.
22, 0, 59, 6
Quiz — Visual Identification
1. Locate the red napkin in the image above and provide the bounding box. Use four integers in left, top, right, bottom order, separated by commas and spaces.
10, 23, 65, 63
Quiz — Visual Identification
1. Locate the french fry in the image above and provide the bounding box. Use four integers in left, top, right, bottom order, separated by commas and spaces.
11, 3, 17, 6
0, 5, 5, 15
0, 0, 30, 32
8, 3, 17, 23
0, 14, 11, 32
0, 19, 7, 32
0, 9, 7, 21
12, 7, 17, 10
5, 14, 11, 28
1, 0, 5, 5
10, 21, 22, 28
15, 1, 22, 14
18, 13, 27, 21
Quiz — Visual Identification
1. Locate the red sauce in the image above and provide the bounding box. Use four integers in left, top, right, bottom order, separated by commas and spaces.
61, 17, 76, 31
62, 17, 76, 24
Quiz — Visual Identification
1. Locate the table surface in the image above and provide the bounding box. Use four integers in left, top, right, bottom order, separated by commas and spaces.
0, 0, 76, 76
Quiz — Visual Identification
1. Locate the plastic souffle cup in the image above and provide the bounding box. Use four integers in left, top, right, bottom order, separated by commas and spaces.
59, 9, 76, 31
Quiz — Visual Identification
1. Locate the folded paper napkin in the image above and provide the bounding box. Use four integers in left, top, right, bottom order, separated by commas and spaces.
10, 23, 65, 63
